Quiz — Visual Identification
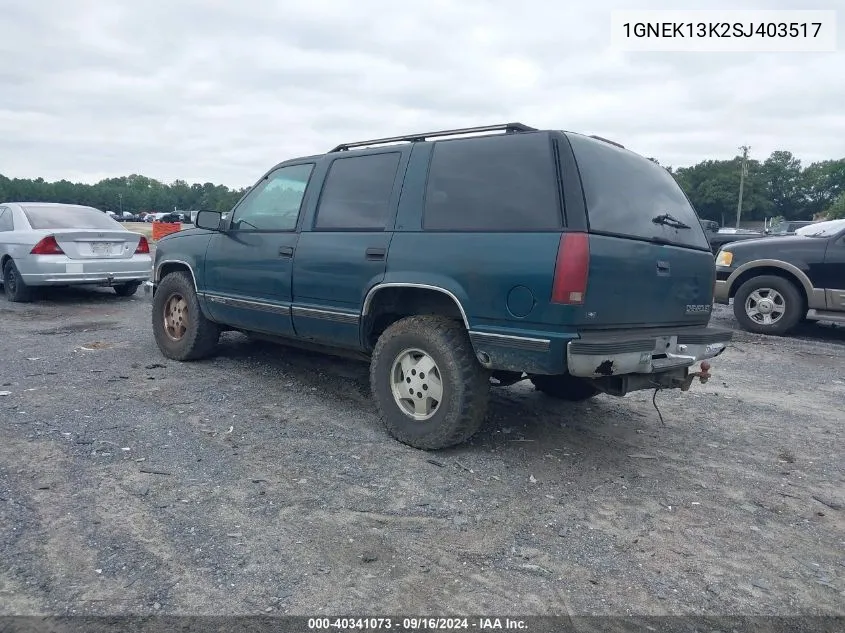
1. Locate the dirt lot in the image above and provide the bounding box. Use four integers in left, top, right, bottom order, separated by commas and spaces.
0, 286, 843, 616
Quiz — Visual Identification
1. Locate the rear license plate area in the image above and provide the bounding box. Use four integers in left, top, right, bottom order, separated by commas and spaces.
90, 242, 114, 256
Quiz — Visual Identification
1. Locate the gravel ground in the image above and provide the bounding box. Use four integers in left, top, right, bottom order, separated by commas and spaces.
0, 285, 843, 617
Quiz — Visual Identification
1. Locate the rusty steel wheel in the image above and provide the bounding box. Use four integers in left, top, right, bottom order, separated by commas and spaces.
163, 293, 189, 341
152, 271, 220, 361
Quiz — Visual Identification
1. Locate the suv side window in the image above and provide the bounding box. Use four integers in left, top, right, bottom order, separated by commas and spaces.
423, 133, 562, 231
0, 208, 12, 231
314, 152, 401, 230
230, 163, 314, 231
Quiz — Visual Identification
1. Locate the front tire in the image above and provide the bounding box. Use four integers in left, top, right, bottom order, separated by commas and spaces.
530, 373, 599, 401
733, 275, 803, 336
152, 272, 220, 360
3, 259, 33, 303
114, 281, 141, 297
370, 315, 490, 450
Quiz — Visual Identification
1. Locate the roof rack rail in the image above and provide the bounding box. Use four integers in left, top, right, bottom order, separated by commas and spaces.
329, 122, 537, 152
588, 135, 625, 149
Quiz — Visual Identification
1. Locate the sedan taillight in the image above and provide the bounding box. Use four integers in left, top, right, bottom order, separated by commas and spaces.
30, 236, 64, 255
135, 236, 150, 254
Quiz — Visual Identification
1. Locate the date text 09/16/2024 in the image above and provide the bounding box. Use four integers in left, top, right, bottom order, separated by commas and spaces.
307, 617, 528, 631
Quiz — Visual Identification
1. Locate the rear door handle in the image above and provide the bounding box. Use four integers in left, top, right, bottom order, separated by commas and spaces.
279, 246, 294, 258
365, 247, 386, 260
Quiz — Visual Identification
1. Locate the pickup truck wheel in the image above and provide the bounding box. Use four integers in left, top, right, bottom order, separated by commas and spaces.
152, 271, 220, 360
3, 259, 33, 303
370, 316, 490, 450
114, 281, 141, 297
530, 374, 599, 401
733, 275, 803, 336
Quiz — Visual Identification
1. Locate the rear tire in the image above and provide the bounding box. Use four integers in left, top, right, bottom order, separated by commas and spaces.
114, 281, 141, 297
3, 259, 33, 303
152, 271, 220, 360
733, 275, 803, 336
530, 373, 599, 401
370, 315, 490, 450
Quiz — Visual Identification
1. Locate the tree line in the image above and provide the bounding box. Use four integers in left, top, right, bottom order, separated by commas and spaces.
2, 148, 844, 223
658, 150, 845, 223
0, 174, 247, 216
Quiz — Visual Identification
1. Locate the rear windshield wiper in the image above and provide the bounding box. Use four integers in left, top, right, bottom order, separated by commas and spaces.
652, 213, 691, 230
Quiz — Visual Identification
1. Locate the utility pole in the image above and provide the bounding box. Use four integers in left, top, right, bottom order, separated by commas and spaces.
735, 145, 750, 228
119, 193, 123, 215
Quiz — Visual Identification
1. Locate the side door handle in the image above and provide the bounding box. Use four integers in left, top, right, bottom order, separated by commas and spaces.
365, 247, 386, 261
279, 246, 294, 258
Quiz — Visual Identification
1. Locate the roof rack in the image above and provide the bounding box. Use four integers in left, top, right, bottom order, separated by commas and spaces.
588, 135, 625, 149
329, 122, 537, 152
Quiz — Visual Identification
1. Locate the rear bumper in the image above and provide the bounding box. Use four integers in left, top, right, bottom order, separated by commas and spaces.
566, 326, 732, 379
22, 270, 152, 285
18, 255, 152, 286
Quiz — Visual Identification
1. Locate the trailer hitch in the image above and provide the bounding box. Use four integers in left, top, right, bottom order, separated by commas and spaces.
679, 361, 711, 392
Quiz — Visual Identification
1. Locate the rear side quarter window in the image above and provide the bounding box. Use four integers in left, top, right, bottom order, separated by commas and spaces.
0, 208, 13, 231
423, 133, 562, 231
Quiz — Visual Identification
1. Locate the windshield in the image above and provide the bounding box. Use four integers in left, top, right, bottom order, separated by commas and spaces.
795, 219, 845, 237
23, 205, 124, 230
566, 133, 710, 250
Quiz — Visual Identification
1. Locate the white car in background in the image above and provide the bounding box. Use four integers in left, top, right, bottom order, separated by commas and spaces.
0, 202, 152, 302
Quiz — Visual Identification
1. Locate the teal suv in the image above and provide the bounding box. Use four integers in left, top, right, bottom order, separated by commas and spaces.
147, 123, 732, 450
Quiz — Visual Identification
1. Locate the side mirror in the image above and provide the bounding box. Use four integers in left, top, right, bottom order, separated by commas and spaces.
195, 210, 223, 231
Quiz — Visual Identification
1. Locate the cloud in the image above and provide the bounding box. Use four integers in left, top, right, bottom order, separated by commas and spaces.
0, 0, 842, 187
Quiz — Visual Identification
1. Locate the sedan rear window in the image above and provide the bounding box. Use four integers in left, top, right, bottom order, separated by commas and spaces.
22, 205, 124, 230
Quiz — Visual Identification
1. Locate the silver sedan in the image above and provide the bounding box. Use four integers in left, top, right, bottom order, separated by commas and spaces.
0, 202, 153, 302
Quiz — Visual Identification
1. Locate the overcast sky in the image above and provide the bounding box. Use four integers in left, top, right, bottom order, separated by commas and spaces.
1, 0, 842, 188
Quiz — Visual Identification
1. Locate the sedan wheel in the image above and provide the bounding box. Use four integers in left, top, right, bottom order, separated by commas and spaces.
3, 259, 33, 303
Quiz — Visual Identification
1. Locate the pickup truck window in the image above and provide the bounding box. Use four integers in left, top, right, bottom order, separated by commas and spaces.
423, 133, 561, 231
314, 152, 401, 230
230, 163, 313, 231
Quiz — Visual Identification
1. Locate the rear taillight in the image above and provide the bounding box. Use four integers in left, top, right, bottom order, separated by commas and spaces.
135, 236, 150, 254
30, 236, 64, 255
551, 232, 589, 305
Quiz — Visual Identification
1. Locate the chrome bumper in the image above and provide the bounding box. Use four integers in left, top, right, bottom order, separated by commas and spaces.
566, 328, 732, 379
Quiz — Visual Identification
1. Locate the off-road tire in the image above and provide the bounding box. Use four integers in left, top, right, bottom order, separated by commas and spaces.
370, 315, 490, 450
114, 281, 141, 297
733, 275, 803, 336
530, 373, 599, 401
3, 259, 33, 303
152, 271, 220, 360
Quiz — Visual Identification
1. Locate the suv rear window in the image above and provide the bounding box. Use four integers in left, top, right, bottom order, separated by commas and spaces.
23, 205, 123, 230
423, 132, 561, 231
566, 133, 710, 250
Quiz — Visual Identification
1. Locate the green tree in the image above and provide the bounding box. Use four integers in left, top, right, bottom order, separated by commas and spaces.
824, 192, 845, 219
802, 159, 845, 217
0, 173, 247, 215
761, 151, 805, 219
673, 156, 772, 224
